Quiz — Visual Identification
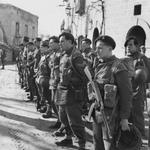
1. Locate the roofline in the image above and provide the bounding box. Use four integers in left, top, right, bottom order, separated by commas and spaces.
0, 3, 38, 19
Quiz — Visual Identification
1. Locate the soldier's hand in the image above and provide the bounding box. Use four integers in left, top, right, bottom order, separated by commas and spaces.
120, 119, 130, 131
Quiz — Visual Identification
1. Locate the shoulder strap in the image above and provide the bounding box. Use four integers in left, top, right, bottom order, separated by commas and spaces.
110, 59, 121, 84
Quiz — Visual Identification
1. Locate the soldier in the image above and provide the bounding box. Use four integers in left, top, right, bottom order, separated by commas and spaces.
89, 35, 132, 150
35, 40, 51, 114
22, 36, 30, 91
80, 38, 95, 116
16, 43, 24, 88
124, 36, 150, 138
55, 32, 87, 150
26, 42, 36, 101
48, 36, 65, 135
42, 36, 60, 120
33, 37, 41, 70
81, 38, 95, 67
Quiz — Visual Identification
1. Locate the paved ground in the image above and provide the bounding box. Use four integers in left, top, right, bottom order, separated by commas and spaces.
0, 64, 149, 150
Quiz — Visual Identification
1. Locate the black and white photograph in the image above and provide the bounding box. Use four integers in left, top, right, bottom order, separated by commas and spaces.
0, 0, 149, 150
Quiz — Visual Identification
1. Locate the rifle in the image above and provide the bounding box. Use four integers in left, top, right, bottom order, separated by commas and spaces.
84, 66, 112, 140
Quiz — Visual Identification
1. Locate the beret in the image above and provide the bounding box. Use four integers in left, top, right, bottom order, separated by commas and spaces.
35, 37, 42, 42
81, 38, 91, 44
27, 41, 34, 45
124, 36, 138, 47
95, 35, 116, 50
23, 36, 29, 42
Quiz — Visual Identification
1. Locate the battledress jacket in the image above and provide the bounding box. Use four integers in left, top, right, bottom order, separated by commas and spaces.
55, 47, 87, 105
94, 55, 132, 120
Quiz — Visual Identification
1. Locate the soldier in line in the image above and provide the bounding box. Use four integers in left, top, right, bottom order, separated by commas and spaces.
26, 41, 37, 101
124, 37, 150, 138
41, 36, 60, 120
16, 43, 24, 88
89, 35, 132, 150
81, 38, 95, 67
22, 36, 30, 91
35, 40, 51, 114
80, 38, 95, 116
55, 32, 87, 150
33, 37, 41, 70
48, 36, 65, 135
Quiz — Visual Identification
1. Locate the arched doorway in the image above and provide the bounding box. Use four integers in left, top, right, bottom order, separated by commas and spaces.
126, 25, 146, 46
92, 28, 99, 49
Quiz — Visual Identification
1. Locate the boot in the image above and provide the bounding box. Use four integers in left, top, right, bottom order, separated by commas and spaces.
42, 104, 52, 118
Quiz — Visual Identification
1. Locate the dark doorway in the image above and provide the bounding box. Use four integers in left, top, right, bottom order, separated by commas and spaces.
92, 28, 99, 50
126, 25, 146, 46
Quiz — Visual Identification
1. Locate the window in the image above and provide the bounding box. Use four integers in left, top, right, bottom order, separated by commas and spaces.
15, 22, 20, 36
134, 4, 142, 16
25, 24, 28, 36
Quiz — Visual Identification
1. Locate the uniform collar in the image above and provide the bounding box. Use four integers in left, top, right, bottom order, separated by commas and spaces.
98, 55, 116, 63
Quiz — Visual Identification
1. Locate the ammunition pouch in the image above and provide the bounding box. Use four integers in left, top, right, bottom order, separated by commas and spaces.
55, 87, 84, 105
104, 84, 117, 108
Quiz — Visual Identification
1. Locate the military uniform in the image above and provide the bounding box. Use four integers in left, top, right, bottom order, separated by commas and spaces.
16, 47, 24, 88
26, 43, 37, 101
81, 47, 96, 115
35, 53, 51, 111
49, 50, 61, 116
125, 51, 150, 137
89, 35, 132, 150
33, 47, 41, 70
91, 55, 132, 150
55, 47, 86, 148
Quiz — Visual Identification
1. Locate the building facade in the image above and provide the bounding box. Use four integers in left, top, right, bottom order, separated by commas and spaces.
0, 4, 38, 61
62, 0, 150, 57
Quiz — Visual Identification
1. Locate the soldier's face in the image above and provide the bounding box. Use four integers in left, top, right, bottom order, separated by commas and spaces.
35, 41, 40, 48
41, 46, 48, 54
81, 41, 89, 51
28, 45, 34, 51
126, 39, 138, 54
20, 45, 24, 51
96, 40, 112, 58
49, 39, 59, 51
59, 36, 72, 51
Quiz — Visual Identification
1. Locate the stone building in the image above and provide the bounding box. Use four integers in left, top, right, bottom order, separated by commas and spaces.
0, 3, 38, 61
62, 0, 150, 57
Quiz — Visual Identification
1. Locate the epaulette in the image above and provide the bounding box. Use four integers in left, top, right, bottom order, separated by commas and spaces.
112, 59, 127, 74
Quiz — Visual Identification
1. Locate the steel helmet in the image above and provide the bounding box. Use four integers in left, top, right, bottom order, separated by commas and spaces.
116, 124, 142, 150
134, 68, 147, 83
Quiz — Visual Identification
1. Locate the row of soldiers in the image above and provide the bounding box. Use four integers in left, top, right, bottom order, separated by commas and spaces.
16, 32, 150, 150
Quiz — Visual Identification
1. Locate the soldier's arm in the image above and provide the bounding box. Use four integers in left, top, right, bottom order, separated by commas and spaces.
34, 50, 41, 69
115, 70, 133, 119
53, 56, 60, 88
